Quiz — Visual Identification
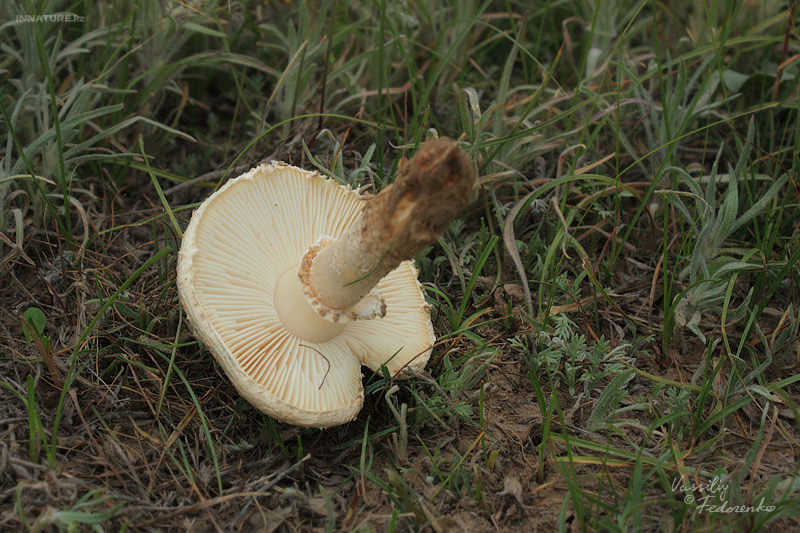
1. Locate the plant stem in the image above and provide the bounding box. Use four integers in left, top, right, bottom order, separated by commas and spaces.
299, 137, 475, 320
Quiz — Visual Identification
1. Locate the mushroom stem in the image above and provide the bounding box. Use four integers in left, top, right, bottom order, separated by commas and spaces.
299, 137, 475, 321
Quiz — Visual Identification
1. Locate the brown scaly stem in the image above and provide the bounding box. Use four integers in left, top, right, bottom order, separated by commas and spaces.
299, 137, 475, 321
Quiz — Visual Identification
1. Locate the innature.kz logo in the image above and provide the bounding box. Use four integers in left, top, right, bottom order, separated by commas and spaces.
16, 14, 86, 23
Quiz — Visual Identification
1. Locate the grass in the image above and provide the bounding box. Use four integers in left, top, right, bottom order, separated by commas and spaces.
1, 0, 799, 530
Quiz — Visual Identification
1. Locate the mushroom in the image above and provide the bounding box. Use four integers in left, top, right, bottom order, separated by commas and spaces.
177, 137, 474, 427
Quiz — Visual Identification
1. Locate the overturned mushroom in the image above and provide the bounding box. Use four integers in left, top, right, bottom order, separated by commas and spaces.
177, 137, 474, 427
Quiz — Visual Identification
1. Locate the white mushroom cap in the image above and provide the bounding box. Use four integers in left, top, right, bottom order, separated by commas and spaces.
177, 163, 435, 427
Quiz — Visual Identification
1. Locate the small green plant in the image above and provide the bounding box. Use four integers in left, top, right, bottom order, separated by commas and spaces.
662, 385, 693, 440
531, 315, 636, 396
426, 232, 498, 333
302, 132, 377, 188
21, 307, 47, 345
0, 376, 55, 467
20, 306, 62, 386
412, 346, 496, 430
663, 119, 789, 343
585, 368, 635, 431
16, 486, 124, 532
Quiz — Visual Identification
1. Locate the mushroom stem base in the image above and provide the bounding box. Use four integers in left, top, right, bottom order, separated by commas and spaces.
274, 267, 345, 343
